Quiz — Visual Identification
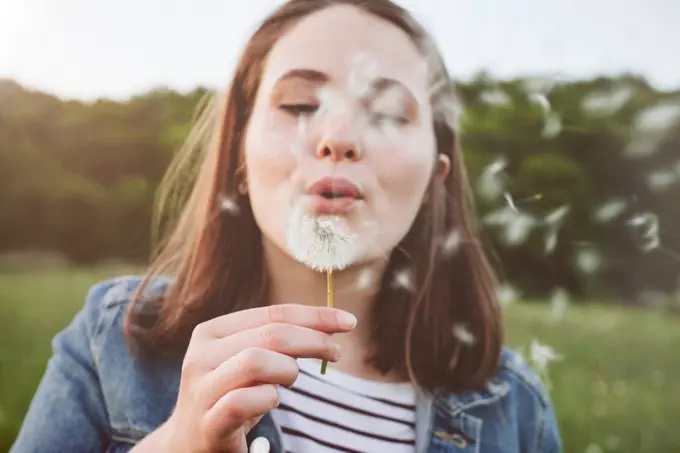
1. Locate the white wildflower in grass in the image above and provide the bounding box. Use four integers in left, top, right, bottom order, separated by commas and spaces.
285, 203, 358, 272
626, 212, 660, 253
452, 323, 476, 346
548, 288, 569, 322
480, 89, 511, 107
575, 248, 603, 274
250, 436, 270, 453
646, 170, 677, 191
594, 199, 627, 223
219, 195, 240, 216
392, 268, 415, 292
477, 157, 508, 200
496, 283, 520, 307
581, 85, 634, 115
439, 228, 462, 258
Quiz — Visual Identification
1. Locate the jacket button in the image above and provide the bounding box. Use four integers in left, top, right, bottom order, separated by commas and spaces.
250, 436, 270, 453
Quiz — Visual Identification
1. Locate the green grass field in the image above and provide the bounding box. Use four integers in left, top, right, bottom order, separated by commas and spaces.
1, 267, 679, 453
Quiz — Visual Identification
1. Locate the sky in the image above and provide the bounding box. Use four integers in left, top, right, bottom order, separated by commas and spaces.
0, 0, 679, 101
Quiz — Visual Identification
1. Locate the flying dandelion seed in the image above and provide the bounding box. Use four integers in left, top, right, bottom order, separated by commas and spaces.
529, 92, 551, 113
355, 268, 374, 291
503, 211, 539, 247
496, 283, 520, 307
439, 228, 462, 257
581, 85, 634, 114
544, 205, 570, 227
575, 248, 603, 274
250, 436, 270, 453
477, 158, 508, 200
529, 339, 562, 374
626, 212, 660, 253
548, 288, 569, 322
452, 324, 475, 346
504, 192, 518, 213
626, 101, 680, 157
646, 170, 677, 191
544, 228, 558, 254
594, 199, 627, 223
543, 205, 570, 253
542, 112, 562, 138
392, 268, 415, 292
480, 89, 511, 106
219, 195, 240, 216
584, 443, 604, 453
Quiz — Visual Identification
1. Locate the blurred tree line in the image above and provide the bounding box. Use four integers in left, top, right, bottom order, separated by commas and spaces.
0, 75, 678, 304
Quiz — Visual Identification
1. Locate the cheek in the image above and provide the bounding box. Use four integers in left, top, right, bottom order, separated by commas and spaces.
368, 129, 435, 205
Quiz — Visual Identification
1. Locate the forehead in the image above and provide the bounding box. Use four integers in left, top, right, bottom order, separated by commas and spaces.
259, 5, 430, 99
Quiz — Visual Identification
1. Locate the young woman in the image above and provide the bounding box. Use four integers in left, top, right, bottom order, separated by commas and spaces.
11, 1, 562, 452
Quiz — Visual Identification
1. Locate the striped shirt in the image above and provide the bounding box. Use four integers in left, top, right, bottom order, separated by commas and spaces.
269, 358, 416, 453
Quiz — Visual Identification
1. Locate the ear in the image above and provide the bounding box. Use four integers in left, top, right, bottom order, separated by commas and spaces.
437, 153, 451, 179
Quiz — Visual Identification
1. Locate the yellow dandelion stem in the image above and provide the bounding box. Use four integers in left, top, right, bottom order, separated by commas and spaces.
320, 270, 333, 375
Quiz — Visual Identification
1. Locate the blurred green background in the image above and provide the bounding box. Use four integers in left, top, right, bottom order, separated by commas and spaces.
1, 74, 679, 453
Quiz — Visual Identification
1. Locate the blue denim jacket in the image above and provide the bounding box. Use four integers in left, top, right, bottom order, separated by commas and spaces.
10, 276, 562, 453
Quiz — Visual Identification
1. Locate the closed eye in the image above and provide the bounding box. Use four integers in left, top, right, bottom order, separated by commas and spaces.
279, 104, 319, 115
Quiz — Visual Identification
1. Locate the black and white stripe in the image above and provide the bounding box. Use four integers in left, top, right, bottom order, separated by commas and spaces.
270, 358, 416, 453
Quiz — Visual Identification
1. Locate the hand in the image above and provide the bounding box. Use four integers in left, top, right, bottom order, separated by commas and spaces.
162, 304, 357, 453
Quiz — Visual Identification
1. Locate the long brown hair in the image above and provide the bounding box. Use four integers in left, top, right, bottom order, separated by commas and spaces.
126, 0, 503, 394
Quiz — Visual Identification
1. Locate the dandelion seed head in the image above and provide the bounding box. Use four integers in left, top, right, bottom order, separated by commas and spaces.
249, 436, 270, 453
219, 195, 240, 216
452, 324, 476, 346
285, 203, 358, 272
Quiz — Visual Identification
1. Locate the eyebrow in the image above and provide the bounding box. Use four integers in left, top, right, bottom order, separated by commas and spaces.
273, 68, 417, 102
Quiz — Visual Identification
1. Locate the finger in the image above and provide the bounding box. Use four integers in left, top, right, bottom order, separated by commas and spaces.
198, 348, 299, 409
193, 304, 357, 340
203, 384, 280, 443
197, 323, 342, 370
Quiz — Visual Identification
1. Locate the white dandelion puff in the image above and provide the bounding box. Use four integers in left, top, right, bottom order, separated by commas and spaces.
285, 203, 358, 272
529, 339, 562, 374
452, 324, 476, 346
219, 195, 240, 216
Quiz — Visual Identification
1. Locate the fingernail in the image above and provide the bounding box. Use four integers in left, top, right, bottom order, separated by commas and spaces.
337, 311, 357, 328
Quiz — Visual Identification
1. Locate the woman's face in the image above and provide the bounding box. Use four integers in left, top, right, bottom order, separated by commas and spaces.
244, 5, 440, 268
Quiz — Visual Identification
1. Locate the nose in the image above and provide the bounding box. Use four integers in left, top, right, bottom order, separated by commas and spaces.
315, 117, 362, 162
